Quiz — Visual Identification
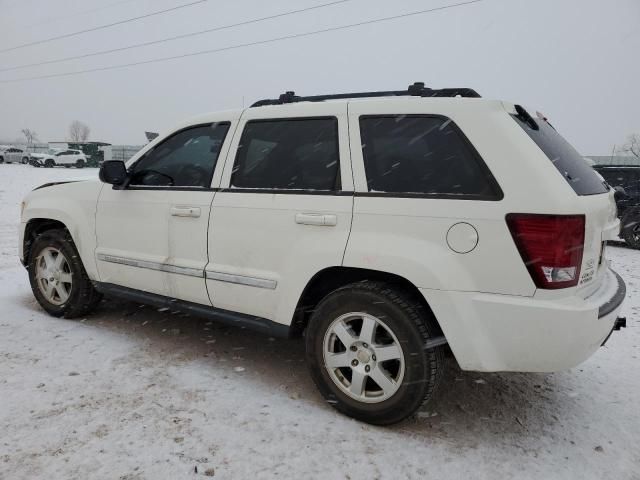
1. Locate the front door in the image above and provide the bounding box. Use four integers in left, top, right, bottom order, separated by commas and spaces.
95, 119, 234, 304
206, 103, 354, 325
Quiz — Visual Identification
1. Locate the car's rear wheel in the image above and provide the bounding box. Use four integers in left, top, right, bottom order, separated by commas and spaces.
305, 281, 444, 425
0, 156, 4, 164
44, 159, 55, 168
22, 156, 29, 164
28, 229, 102, 318
76, 159, 85, 168
621, 208, 640, 249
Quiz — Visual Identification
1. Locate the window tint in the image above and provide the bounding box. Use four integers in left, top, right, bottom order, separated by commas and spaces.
231, 118, 339, 190
359, 115, 501, 198
512, 110, 608, 195
130, 123, 230, 187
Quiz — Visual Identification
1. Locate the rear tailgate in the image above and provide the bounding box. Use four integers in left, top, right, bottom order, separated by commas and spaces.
575, 190, 620, 297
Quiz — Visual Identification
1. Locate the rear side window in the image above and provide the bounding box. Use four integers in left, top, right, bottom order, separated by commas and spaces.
359, 115, 501, 199
231, 118, 340, 191
512, 109, 608, 195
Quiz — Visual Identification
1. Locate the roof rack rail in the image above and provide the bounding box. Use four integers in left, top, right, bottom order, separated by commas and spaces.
250, 82, 481, 107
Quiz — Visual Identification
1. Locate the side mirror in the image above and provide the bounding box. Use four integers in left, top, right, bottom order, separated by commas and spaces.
613, 185, 628, 202
99, 160, 128, 187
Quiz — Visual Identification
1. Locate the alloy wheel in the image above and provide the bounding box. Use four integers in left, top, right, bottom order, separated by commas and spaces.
35, 247, 73, 305
323, 312, 405, 403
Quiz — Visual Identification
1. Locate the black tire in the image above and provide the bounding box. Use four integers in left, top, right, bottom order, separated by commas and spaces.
621, 208, 640, 249
76, 159, 85, 169
44, 159, 55, 168
305, 281, 444, 425
0, 156, 4, 163
22, 156, 29, 164
28, 229, 102, 318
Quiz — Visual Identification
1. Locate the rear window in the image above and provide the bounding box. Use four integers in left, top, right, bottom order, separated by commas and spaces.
512, 108, 608, 195
359, 115, 502, 199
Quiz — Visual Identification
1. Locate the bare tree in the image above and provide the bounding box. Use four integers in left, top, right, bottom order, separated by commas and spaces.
21, 128, 38, 145
619, 133, 640, 158
68, 120, 90, 142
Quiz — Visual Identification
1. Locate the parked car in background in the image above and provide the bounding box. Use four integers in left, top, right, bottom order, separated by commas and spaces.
29, 149, 88, 168
0, 146, 30, 164
19, 83, 627, 424
593, 165, 640, 249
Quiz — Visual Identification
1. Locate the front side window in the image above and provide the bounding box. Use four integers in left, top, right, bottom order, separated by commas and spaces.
359, 115, 501, 198
231, 118, 340, 191
130, 123, 230, 188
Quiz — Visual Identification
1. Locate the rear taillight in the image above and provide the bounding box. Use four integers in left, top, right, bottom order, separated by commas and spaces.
506, 214, 585, 289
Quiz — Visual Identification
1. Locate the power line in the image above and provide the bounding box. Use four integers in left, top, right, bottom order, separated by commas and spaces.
0, 0, 207, 54
18, 0, 148, 30
0, 0, 351, 72
0, 0, 484, 84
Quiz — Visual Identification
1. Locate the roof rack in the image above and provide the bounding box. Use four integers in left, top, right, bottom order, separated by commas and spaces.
250, 82, 481, 107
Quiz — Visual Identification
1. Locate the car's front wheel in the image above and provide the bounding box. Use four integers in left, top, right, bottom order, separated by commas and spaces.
305, 282, 444, 425
22, 156, 29, 164
28, 229, 102, 318
76, 159, 85, 168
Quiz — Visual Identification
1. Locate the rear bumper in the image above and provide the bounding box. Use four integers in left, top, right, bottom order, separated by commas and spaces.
421, 267, 626, 372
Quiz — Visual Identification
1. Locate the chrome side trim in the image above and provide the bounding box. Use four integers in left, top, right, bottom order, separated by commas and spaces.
205, 270, 277, 290
96, 253, 203, 278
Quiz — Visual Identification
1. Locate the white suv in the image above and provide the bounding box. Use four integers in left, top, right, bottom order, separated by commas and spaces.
19, 84, 627, 424
29, 148, 87, 168
0, 146, 30, 164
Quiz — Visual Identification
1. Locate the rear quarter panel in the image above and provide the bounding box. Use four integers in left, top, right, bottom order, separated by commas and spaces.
344, 98, 557, 297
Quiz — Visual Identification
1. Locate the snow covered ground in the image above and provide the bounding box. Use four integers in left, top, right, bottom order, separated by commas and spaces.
0, 164, 638, 479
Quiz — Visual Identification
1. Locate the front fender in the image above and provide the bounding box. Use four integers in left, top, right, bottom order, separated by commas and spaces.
22, 180, 104, 280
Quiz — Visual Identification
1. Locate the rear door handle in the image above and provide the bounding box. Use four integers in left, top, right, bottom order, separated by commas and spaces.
170, 206, 201, 218
295, 213, 337, 226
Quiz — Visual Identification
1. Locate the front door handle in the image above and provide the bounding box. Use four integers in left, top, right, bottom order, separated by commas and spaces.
170, 206, 201, 218
295, 213, 337, 226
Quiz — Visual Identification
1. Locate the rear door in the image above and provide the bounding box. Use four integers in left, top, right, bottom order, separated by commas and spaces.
55, 151, 72, 165
206, 103, 353, 324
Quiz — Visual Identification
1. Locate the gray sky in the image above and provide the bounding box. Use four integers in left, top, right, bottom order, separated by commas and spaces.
0, 0, 638, 154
